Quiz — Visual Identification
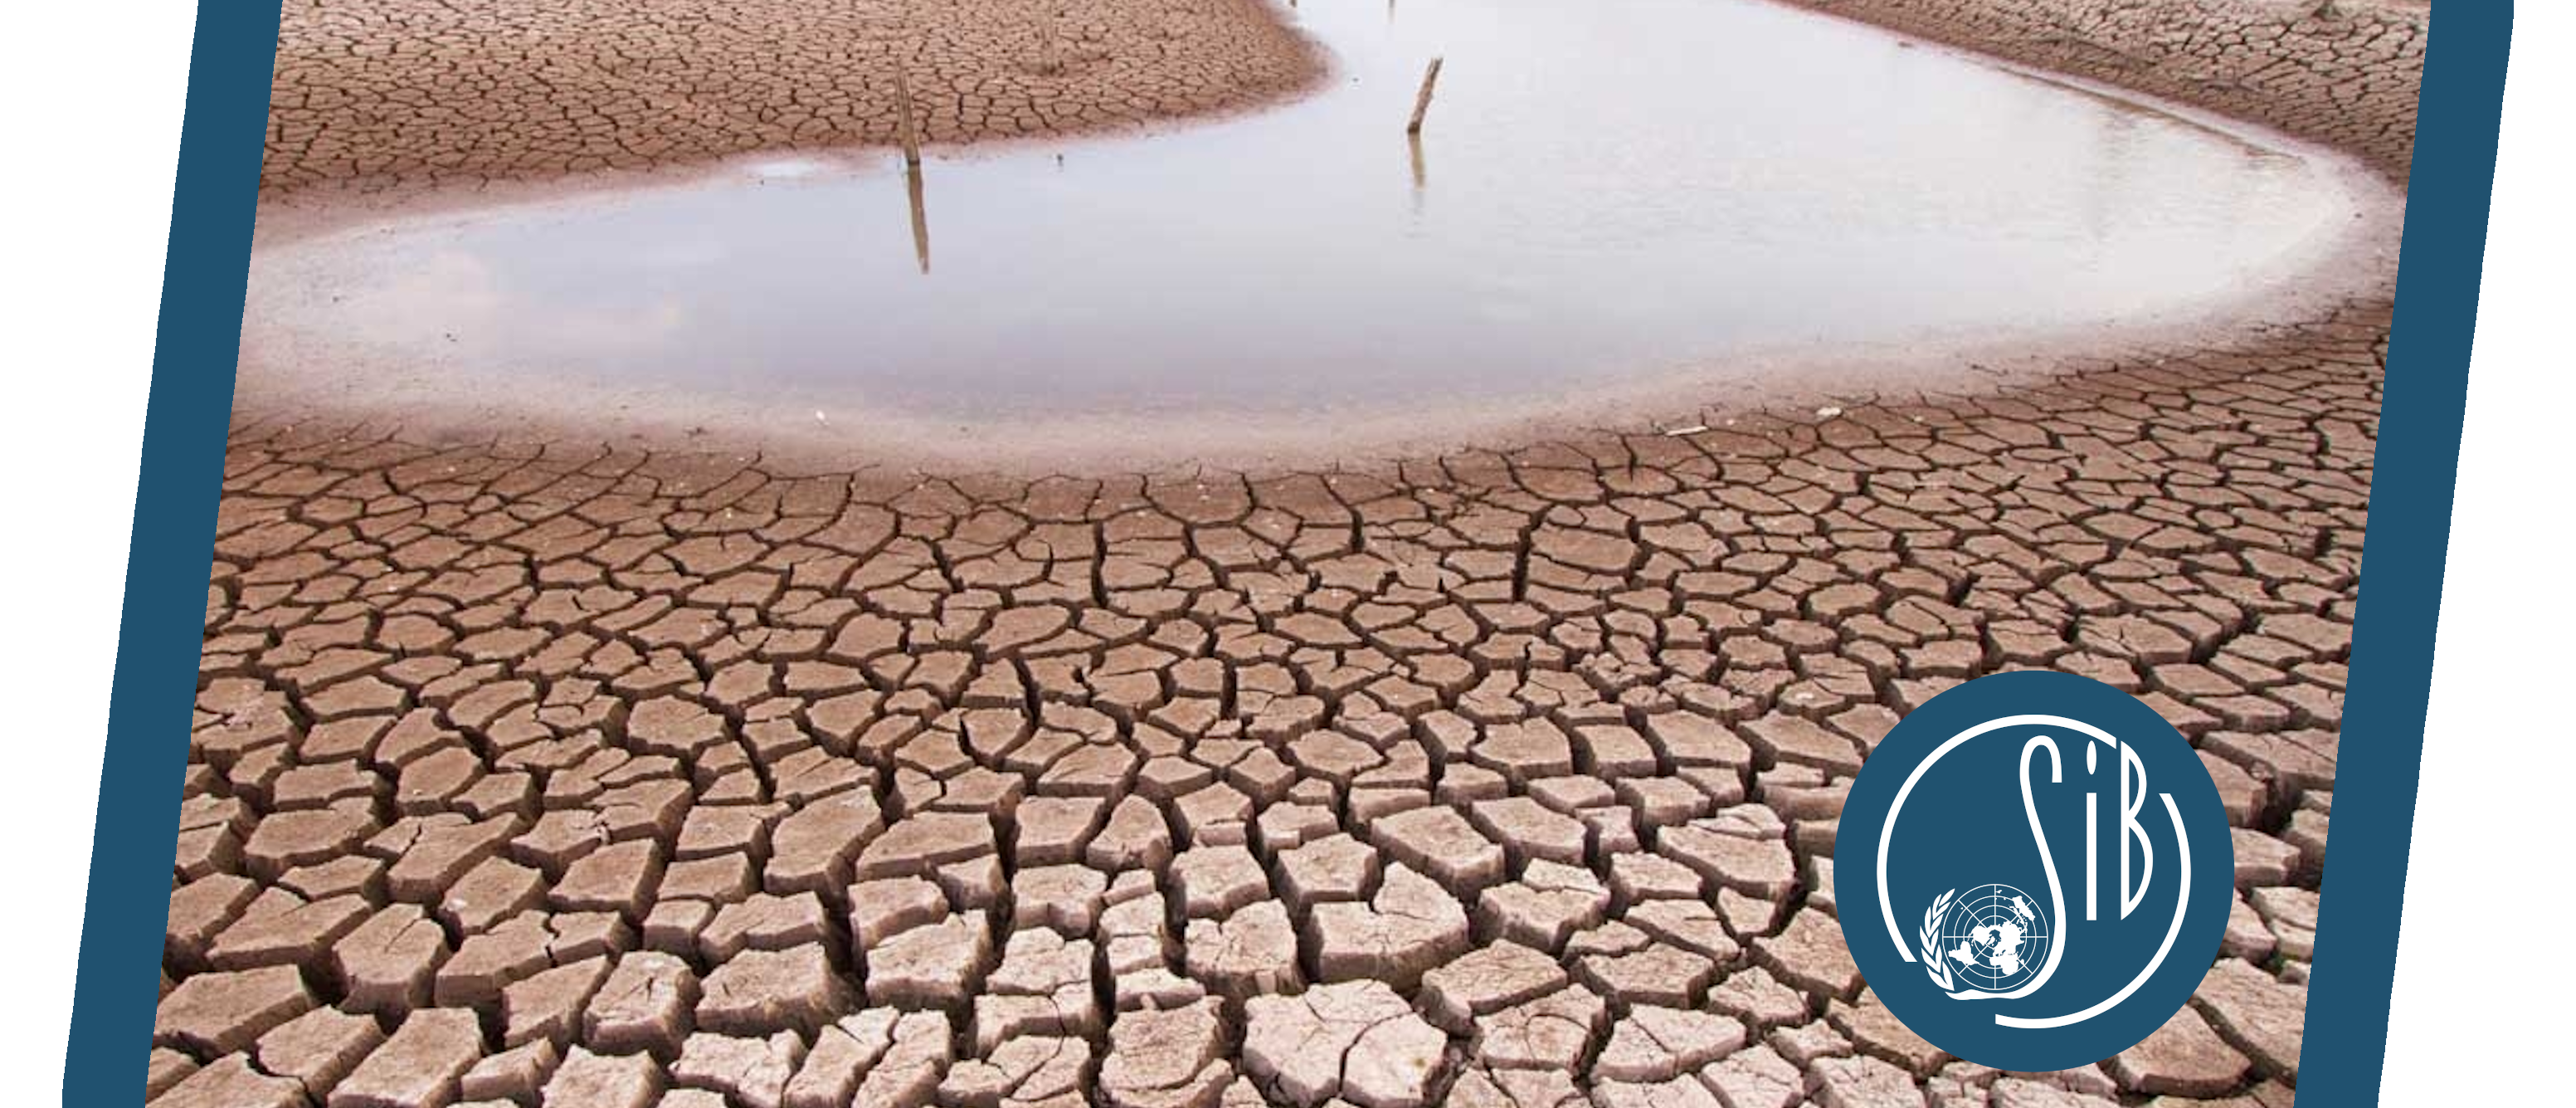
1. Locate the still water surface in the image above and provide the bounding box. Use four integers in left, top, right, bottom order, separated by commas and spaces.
248, 0, 2375, 426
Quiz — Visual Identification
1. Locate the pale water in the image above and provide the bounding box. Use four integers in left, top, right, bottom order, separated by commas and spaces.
247, 0, 2379, 426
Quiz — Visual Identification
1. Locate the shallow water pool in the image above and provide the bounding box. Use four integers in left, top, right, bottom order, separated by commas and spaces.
246, 0, 2380, 435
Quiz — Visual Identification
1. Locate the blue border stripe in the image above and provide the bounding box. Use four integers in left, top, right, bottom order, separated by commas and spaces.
2296, 4, 2513, 1103
66, 2, 2513, 1104
62, 1, 273, 1103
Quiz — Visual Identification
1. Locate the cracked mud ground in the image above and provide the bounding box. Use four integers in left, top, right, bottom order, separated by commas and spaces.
156, 0, 2423, 1106
261, 0, 1320, 193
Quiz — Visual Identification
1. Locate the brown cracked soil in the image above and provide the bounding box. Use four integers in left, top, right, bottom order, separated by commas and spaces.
262, 0, 1323, 195
153, 1, 2422, 1106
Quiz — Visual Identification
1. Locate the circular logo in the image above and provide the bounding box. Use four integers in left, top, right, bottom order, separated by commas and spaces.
1835, 671, 2235, 1071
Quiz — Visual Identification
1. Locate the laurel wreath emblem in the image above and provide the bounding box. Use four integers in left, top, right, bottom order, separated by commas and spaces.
1920, 887, 1958, 991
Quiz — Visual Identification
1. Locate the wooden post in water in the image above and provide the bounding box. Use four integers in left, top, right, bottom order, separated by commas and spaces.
1406, 57, 1444, 134
893, 62, 924, 167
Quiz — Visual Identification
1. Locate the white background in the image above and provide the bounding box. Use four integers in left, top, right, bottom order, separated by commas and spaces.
0, 0, 2559, 1100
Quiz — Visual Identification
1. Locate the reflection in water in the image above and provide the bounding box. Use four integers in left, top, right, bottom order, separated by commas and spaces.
904, 163, 931, 275
248, 0, 2373, 426
2078, 106, 2133, 246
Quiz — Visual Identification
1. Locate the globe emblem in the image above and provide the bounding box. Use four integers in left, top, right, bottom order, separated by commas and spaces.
1936, 884, 2054, 993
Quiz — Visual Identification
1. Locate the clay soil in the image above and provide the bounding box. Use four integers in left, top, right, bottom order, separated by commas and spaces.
152, 1, 2425, 1106
261, 0, 1323, 194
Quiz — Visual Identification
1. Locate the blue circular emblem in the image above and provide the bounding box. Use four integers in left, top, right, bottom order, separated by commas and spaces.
1834, 670, 2234, 1071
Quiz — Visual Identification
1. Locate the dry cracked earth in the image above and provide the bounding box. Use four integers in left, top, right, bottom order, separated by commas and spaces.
153, 0, 2426, 1106
262, 0, 1320, 193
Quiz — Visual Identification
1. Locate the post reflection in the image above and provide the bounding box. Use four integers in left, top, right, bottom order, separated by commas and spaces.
905, 160, 931, 275
1407, 131, 1428, 215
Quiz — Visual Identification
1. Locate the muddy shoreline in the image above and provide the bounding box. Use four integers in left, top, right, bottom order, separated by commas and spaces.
1783, 0, 2425, 185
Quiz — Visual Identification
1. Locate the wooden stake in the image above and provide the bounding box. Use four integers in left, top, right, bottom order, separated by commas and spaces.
893, 62, 923, 167
1405, 57, 1443, 134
